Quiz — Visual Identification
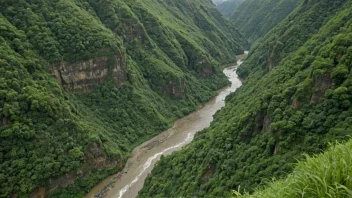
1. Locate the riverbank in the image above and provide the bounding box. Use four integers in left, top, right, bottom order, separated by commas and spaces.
85, 52, 248, 198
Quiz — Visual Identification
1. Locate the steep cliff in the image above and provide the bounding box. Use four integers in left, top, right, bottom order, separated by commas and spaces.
0, 0, 247, 197
48, 51, 126, 92
140, 0, 352, 197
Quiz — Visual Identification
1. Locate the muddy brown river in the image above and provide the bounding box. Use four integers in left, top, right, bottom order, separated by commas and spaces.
85, 52, 248, 198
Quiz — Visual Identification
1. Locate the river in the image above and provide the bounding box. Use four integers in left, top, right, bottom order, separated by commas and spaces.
85, 52, 248, 198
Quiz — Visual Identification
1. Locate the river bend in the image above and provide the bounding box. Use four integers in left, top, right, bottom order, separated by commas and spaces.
85, 52, 248, 198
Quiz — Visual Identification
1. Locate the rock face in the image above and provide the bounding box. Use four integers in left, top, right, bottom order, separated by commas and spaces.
85, 143, 121, 169
197, 56, 214, 77
201, 164, 216, 183
112, 51, 127, 85
29, 188, 45, 198
49, 52, 126, 92
162, 80, 186, 99
310, 74, 331, 103
122, 19, 145, 45
0, 118, 10, 126
262, 115, 271, 132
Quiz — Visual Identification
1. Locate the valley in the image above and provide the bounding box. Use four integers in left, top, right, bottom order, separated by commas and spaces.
1, 0, 352, 198
86, 53, 247, 198
140, 0, 352, 197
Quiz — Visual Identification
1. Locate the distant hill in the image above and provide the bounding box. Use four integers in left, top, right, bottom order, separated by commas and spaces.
217, 0, 245, 18
230, 0, 302, 43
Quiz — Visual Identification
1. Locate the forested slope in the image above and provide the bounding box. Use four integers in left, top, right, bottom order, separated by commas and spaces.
140, 0, 352, 197
0, 0, 247, 197
216, 0, 245, 18
230, 0, 303, 43
235, 140, 352, 197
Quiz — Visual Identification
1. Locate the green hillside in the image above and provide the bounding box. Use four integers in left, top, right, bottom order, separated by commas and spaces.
234, 139, 352, 198
0, 0, 247, 197
230, 0, 303, 43
140, 0, 352, 197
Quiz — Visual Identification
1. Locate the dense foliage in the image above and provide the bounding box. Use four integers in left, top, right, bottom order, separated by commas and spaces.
234, 140, 352, 198
230, 0, 303, 43
0, 0, 247, 197
216, 0, 245, 18
140, 0, 352, 197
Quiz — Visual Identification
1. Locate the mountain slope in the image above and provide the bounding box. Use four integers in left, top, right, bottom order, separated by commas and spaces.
140, 0, 352, 197
230, 0, 303, 43
0, 0, 246, 197
217, 0, 245, 18
235, 139, 352, 197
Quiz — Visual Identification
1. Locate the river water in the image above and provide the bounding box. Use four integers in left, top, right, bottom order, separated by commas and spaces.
85, 52, 248, 198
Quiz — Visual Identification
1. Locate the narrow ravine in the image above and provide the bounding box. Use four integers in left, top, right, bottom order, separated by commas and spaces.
85, 52, 248, 198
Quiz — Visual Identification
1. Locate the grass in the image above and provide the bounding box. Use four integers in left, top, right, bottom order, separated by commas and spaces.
233, 140, 352, 198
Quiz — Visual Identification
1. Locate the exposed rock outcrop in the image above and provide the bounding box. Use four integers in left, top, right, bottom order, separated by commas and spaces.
29, 188, 45, 198
49, 52, 126, 92
262, 115, 271, 132
201, 164, 216, 183
267, 56, 275, 71
310, 73, 331, 103
256, 111, 271, 132
292, 98, 300, 109
273, 142, 280, 155
122, 19, 146, 45
197, 55, 214, 77
162, 80, 186, 99
0, 117, 10, 126
85, 143, 121, 169
267, 45, 277, 71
